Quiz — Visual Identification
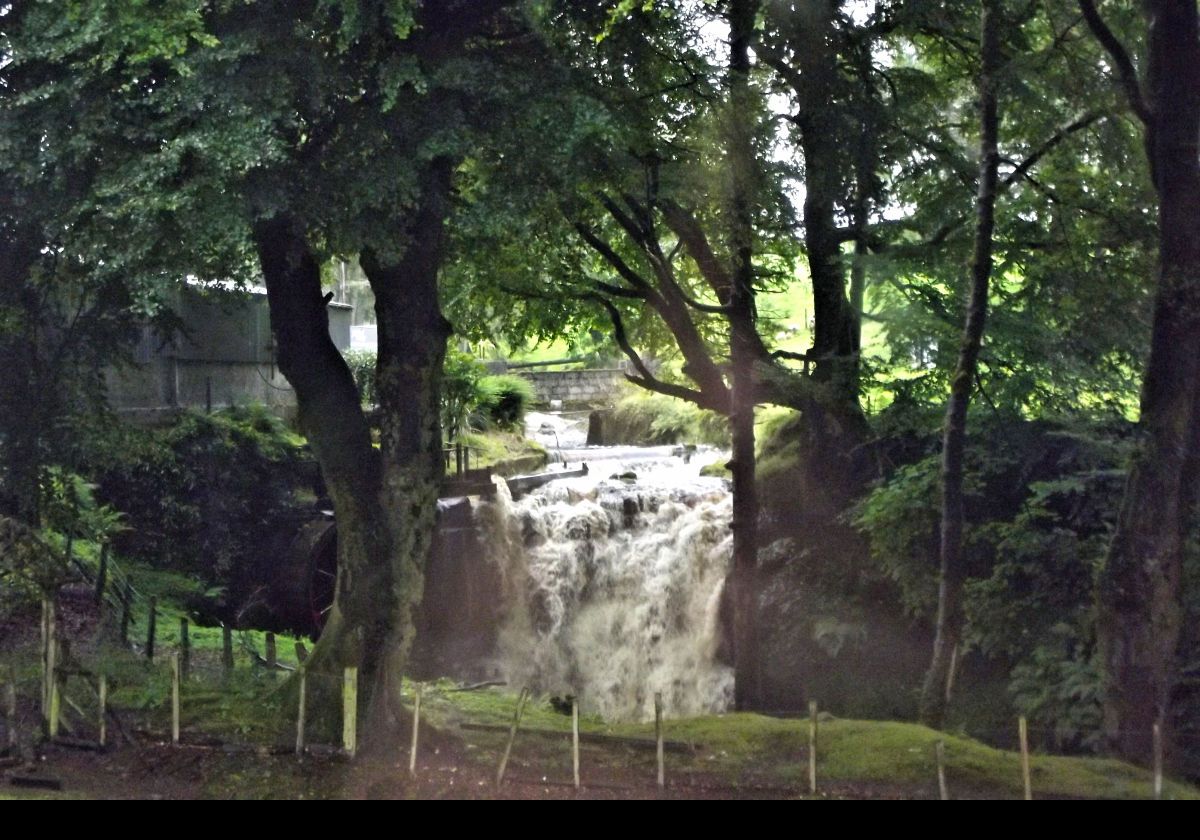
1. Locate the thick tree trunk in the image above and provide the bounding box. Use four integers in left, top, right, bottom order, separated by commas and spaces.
728, 0, 763, 709
359, 158, 455, 721
1096, 0, 1200, 765
919, 0, 1001, 729
253, 214, 399, 741
789, 4, 859, 408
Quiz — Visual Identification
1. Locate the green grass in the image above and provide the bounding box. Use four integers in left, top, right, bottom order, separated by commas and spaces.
417, 684, 1199, 799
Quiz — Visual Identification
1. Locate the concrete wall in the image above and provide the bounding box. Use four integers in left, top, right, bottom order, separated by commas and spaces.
108, 286, 352, 423
516, 367, 628, 407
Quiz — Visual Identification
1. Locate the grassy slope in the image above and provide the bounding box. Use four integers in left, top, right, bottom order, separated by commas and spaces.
419, 685, 1195, 799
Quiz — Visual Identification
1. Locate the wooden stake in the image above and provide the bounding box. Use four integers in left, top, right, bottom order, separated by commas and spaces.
944, 643, 959, 703
1018, 716, 1032, 800
294, 641, 308, 664
655, 692, 665, 789
40, 598, 50, 714
94, 542, 109, 607
145, 596, 157, 661
496, 687, 530, 786
342, 666, 358, 758
265, 632, 277, 669
409, 684, 422, 777
119, 584, 131, 645
97, 675, 107, 748
47, 666, 60, 739
221, 624, 234, 676
179, 618, 190, 680
171, 652, 180, 745
44, 597, 58, 735
935, 739, 949, 800
809, 700, 819, 795
6, 677, 16, 750
572, 696, 581, 789
1153, 721, 1163, 800
295, 670, 307, 757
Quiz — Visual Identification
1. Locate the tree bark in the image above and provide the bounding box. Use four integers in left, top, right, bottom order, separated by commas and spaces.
919, 0, 1002, 729
253, 214, 398, 742
359, 158, 455, 725
1094, 0, 1200, 765
728, 0, 763, 709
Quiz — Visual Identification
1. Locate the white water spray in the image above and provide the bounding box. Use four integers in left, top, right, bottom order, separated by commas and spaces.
476, 454, 734, 721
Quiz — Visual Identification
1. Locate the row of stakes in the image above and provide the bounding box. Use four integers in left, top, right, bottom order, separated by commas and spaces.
19, 600, 1171, 798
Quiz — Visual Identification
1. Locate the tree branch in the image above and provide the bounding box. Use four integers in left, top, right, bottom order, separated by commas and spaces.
573, 222, 653, 293
587, 293, 727, 413
1077, 0, 1152, 125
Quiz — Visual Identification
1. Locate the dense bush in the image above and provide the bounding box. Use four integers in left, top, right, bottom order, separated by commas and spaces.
88, 405, 311, 592
343, 349, 378, 406
851, 414, 1136, 750
602, 387, 730, 446
477, 374, 536, 431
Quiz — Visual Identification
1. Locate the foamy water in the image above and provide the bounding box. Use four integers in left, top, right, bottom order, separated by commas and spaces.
475, 442, 733, 721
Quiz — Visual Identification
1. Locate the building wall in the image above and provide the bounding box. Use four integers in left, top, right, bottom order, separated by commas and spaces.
108, 286, 352, 423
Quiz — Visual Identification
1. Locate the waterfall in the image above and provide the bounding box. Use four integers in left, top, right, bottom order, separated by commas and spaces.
476, 460, 733, 721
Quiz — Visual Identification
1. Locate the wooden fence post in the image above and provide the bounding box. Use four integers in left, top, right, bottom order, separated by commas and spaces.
98, 675, 107, 749
171, 652, 180, 745
5, 677, 16, 751
265, 632, 277, 669
222, 625, 234, 676
145, 596, 157, 661
572, 697, 581, 789
496, 687, 530, 786
1019, 716, 1032, 800
409, 684, 422, 777
342, 666, 358, 758
1153, 721, 1163, 801
809, 700, 819, 795
179, 618, 190, 680
93, 542, 109, 607
935, 739, 949, 800
119, 584, 131, 645
295, 670, 307, 757
655, 692, 665, 789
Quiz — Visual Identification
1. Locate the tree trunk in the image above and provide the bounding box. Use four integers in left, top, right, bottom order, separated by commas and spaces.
919, 0, 1001, 729
0, 223, 49, 525
1096, 0, 1200, 765
359, 158, 455, 724
727, 0, 763, 709
253, 214, 398, 741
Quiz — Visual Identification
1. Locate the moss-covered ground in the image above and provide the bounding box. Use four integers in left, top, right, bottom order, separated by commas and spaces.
2, 558, 1195, 799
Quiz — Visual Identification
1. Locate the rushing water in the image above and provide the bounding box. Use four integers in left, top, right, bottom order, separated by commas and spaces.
475, 412, 734, 721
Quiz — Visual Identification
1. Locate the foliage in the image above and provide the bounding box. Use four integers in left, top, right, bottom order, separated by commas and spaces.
342, 350, 379, 407
853, 414, 1132, 745
88, 406, 310, 591
603, 387, 730, 446
476, 374, 537, 431
443, 350, 488, 437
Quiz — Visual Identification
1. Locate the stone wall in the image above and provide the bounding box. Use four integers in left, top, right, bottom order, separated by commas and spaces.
516, 367, 627, 407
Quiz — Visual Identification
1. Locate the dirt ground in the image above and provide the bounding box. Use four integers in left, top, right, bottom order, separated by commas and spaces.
3, 736, 933, 799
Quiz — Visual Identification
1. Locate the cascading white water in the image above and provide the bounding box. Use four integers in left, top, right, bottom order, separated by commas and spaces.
475, 448, 734, 722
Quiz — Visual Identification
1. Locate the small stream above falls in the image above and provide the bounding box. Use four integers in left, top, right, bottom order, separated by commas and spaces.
471, 411, 734, 721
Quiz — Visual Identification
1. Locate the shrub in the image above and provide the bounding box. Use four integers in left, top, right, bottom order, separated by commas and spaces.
477, 374, 536, 430
603, 387, 730, 446
89, 405, 310, 591
343, 349, 378, 406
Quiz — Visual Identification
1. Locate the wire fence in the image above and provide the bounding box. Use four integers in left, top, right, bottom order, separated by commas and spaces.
0, 552, 1185, 799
